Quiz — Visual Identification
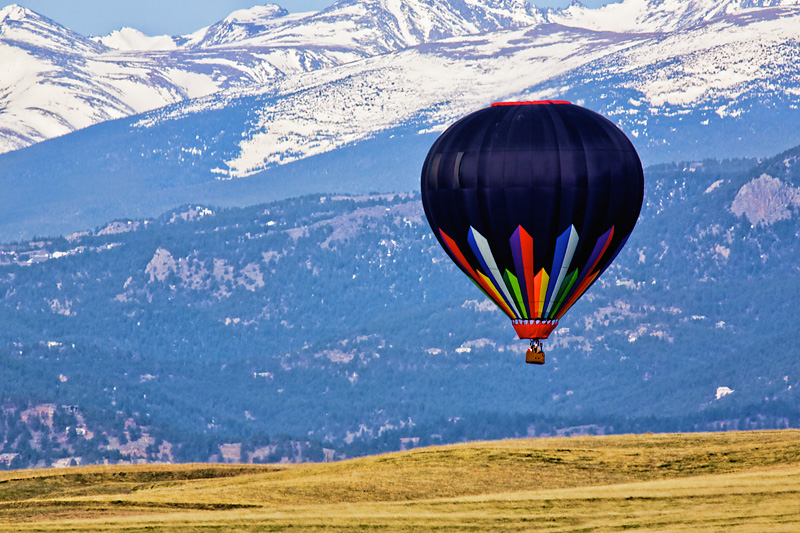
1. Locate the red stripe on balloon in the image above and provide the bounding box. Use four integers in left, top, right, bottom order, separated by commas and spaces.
518, 226, 535, 319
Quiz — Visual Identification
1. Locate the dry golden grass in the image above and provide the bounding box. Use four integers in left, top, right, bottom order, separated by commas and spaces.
1, 430, 799, 531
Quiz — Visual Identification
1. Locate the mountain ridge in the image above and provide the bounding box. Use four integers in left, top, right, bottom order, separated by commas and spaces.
551, 0, 800, 32
0, 0, 550, 154
4, 0, 800, 157
2, 1, 800, 240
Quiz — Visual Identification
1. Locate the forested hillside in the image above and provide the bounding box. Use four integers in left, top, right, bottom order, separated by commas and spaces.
1, 148, 799, 468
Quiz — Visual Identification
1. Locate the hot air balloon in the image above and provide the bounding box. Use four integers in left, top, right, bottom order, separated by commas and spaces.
420, 101, 643, 364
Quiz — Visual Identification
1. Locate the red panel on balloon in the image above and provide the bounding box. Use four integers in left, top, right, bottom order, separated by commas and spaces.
511, 320, 559, 339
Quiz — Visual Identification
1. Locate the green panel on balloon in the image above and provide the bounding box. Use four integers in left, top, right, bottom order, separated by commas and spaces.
549, 269, 579, 318
504, 270, 528, 319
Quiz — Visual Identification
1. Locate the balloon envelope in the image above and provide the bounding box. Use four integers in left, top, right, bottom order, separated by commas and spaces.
420, 101, 644, 339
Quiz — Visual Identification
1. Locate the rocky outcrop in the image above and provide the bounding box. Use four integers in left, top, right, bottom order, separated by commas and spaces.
730, 174, 800, 226
145, 248, 177, 282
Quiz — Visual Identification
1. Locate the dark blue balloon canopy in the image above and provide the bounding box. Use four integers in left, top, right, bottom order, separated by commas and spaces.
421, 101, 643, 339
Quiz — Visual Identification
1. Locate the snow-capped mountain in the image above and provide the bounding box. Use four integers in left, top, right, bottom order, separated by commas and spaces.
0, 5, 219, 154
182, 4, 295, 48
0, 3, 101, 53
0, 0, 547, 154
2, 0, 800, 240
149, 2, 800, 179
550, 0, 800, 33
3, 0, 800, 158
245, 0, 545, 53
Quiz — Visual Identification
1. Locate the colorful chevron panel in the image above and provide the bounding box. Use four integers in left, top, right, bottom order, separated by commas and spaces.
439, 225, 616, 322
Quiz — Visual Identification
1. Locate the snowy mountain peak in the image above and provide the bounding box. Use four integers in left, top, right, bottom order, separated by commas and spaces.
225, 3, 289, 23
261, 0, 546, 54
189, 3, 292, 47
0, 4, 52, 33
366, 0, 547, 33
0, 3, 103, 53
0, 4, 29, 24
551, 0, 800, 33
94, 4, 292, 50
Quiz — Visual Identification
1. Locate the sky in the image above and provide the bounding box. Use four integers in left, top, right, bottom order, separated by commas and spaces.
2, 0, 615, 37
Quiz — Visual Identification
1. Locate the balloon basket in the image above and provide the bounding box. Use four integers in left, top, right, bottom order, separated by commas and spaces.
515, 320, 556, 365
512, 319, 558, 340
525, 338, 545, 365
525, 348, 545, 365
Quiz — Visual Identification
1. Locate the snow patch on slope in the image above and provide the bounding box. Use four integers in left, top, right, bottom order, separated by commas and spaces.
588, 7, 800, 108
224, 25, 632, 177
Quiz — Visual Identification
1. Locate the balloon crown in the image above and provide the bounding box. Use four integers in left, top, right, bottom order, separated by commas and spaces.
491, 100, 571, 106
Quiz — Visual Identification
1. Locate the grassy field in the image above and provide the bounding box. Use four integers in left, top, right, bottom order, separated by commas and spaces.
1, 430, 799, 531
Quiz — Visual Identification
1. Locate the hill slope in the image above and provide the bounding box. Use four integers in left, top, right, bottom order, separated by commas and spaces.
0, 430, 798, 530
1, 145, 799, 467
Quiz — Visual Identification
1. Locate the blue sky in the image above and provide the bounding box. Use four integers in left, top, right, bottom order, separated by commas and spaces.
3, 1, 615, 36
